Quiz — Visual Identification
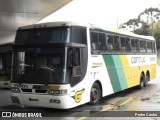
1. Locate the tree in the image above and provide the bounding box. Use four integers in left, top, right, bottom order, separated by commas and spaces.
154, 29, 160, 49
134, 28, 150, 36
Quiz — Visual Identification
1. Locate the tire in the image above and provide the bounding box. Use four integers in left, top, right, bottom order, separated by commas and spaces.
144, 74, 149, 87
139, 74, 145, 89
90, 82, 101, 105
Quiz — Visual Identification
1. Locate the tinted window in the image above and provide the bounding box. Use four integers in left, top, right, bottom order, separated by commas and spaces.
131, 39, 139, 52
15, 27, 69, 45
147, 42, 152, 53
99, 33, 106, 51
152, 42, 156, 53
90, 32, 106, 51
140, 40, 146, 53
120, 37, 126, 51
71, 27, 87, 44
113, 36, 120, 51
126, 38, 131, 52
107, 35, 114, 51
91, 32, 99, 50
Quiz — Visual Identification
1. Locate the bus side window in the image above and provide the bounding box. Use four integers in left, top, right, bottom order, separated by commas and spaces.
98, 33, 106, 51
120, 37, 126, 51
113, 35, 120, 51
107, 35, 114, 51
90, 32, 99, 51
147, 42, 152, 53
140, 40, 147, 53
152, 42, 156, 53
131, 39, 139, 52
126, 38, 131, 52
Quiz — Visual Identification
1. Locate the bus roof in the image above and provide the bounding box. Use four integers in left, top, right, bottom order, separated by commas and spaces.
18, 21, 88, 30
18, 21, 155, 41
0, 42, 13, 46
89, 25, 155, 41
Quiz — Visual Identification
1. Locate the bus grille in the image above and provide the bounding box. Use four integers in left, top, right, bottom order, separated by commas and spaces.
21, 89, 47, 93
21, 89, 32, 92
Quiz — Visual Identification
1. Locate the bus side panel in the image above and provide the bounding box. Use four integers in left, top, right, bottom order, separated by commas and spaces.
120, 55, 140, 88
91, 55, 114, 97
120, 55, 157, 88
103, 55, 128, 93
150, 64, 157, 80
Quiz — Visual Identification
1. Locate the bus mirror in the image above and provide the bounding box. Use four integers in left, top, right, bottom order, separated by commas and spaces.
72, 66, 81, 77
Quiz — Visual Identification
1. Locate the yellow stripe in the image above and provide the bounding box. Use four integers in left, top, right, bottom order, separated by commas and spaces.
120, 55, 156, 88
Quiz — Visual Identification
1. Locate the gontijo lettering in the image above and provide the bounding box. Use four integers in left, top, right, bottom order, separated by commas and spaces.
131, 57, 146, 64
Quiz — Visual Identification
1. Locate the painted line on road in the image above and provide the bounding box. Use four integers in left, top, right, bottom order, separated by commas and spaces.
110, 97, 133, 107
76, 97, 133, 120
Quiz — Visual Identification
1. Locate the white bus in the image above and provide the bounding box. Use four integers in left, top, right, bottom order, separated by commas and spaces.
0, 43, 12, 88
11, 22, 157, 109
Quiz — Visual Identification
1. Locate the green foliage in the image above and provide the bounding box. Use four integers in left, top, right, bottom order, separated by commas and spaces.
154, 29, 160, 49
134, 28, 150, 36
143, 7, 160, 14
122, 7, 160, 50
125, 18, 141, 26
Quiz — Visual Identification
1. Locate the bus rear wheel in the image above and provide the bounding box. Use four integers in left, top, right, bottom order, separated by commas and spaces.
144, 73, 149, 87
139, 73, 145, 89
90, 82, 101, 105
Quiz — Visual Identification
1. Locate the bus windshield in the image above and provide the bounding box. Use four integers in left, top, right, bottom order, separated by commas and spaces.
0, 54, 11, 76
12, 47, 68, 84
16, 27, 70, 44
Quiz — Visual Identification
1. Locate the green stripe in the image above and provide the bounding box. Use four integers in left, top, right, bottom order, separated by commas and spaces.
103, 55, 128, 92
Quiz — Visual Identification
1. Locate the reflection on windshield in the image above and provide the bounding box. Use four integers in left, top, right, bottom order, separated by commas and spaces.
13, 48, 67, 84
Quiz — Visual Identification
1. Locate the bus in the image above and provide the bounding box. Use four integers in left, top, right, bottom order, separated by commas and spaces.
0, 43, 13, 88
11, 22, 157, 109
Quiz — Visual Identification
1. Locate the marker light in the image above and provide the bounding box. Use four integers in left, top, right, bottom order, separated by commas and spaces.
11, 87, 21, 93
48, 89, 68, 96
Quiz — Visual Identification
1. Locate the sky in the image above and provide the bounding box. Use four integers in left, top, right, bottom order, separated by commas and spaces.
38, 0, 160, 29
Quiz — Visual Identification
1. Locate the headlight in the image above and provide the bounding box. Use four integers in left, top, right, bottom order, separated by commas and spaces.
11, 87, 21, 93
48, 89, 68, 95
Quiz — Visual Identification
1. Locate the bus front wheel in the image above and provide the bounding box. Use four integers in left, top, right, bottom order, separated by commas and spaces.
90, 82, 101, 105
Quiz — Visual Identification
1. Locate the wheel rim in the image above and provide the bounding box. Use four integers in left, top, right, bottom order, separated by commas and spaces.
141, 79, 144, 88
145, 75, 149, 86
91, 88, 99, 102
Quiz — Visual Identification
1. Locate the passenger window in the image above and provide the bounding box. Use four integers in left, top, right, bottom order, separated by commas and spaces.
126, 38, 131, 52
120, 37, 126, 51
90, 32, 106, 52
120, 37, 131, 52
131, 39, 139, 52
107, 35, 114, 51
152, 42, 156, 53
147, 42, 152, 53
90, 32, 98, 50
113, 36, 120, 51
140, 41, 146, 53
99, 33, 106, 51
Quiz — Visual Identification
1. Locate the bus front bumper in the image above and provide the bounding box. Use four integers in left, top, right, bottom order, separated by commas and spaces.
11, 93, 70, 109
0, 81, 10, 88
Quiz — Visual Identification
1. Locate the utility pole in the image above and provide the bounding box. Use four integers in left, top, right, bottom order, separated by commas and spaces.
117, 18, 119, 29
